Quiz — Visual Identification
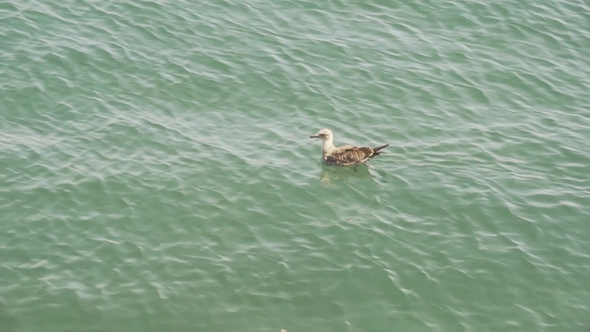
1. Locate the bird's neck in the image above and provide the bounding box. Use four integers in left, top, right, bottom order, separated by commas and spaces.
321, 138, 335, 154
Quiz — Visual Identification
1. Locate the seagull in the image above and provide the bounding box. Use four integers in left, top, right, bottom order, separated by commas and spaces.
309, 128, 389, 166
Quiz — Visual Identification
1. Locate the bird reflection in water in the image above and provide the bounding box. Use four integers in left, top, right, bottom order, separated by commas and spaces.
319, 163, 374, 186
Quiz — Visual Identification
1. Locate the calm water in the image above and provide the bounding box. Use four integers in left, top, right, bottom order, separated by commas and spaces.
1, 0, 589, 331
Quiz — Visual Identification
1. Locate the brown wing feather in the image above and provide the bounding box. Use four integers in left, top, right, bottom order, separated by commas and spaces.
326, 147, 375, 165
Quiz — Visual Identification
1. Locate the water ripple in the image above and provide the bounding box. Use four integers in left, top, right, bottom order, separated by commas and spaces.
1, 0, 590, 330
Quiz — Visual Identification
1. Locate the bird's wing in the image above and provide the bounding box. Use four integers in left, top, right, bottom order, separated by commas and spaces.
326, 146, 374, 165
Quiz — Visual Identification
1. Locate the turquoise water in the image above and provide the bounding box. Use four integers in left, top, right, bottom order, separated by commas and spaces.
1, 0, 589, 331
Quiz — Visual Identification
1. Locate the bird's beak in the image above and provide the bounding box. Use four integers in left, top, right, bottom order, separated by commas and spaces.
309, 135, 319, 138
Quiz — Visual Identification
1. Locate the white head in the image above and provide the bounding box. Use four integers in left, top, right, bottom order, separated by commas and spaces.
309, 128, 334, 141
309, 128, 335, 152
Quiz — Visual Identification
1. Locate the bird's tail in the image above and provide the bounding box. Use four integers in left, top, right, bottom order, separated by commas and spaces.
373, 144, 390, 154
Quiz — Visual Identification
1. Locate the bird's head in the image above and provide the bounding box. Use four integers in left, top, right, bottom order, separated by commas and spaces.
309, 128, 333, 141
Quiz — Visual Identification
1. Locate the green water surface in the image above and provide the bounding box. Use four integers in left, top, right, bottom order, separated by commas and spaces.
1, 0, 589, 331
